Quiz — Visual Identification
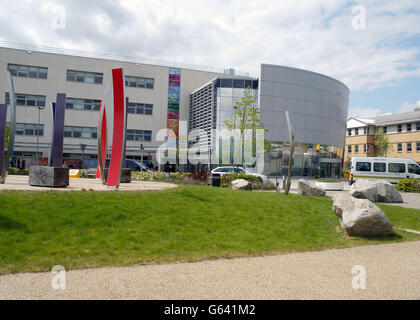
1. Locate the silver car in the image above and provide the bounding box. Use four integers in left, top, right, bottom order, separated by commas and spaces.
210, 166, 268, 182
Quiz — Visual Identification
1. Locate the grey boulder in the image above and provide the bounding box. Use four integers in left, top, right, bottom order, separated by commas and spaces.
231, 179, 252, 191
332, 193, 393, 237
297, 179, 325, 196
350, 180, 403, 203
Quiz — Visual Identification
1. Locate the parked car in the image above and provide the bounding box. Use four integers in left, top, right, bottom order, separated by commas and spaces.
104, 159, 153, 172
210, 166, 268, 183
349, 157, 420, 185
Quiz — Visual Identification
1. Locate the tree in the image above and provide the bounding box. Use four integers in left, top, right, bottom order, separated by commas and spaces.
223, 87, 265, 169
374, 127, 391, 156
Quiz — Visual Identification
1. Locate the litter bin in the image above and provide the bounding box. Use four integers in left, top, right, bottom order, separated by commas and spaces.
211, 174, 221, 187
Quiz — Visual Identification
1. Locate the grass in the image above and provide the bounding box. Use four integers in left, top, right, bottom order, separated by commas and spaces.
0, 185, 419, 274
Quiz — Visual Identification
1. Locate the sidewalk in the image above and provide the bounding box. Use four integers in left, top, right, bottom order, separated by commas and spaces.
0, 241, 419, 299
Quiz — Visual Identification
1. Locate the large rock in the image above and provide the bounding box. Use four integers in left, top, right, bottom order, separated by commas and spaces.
332, 193, 393, 237
231, 179, 252, 191
349, 180, 403, 203
297, 179, 325, 196
29, 166, 69, 187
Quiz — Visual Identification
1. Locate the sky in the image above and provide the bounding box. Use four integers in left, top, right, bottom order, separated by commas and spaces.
0, 0, 419, 118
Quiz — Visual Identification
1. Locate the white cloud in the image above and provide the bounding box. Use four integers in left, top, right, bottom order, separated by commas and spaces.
348, 107, 385, 118
397, 100, 420, 113
0, 0, 419, 93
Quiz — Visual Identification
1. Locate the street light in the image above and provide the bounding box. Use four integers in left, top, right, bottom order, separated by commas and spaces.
80, 144, 87, 169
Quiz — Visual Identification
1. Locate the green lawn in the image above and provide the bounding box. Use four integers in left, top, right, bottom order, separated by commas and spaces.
0, 185, 419, 274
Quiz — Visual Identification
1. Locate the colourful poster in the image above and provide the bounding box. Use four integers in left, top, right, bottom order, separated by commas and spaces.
167, 68, 181, 138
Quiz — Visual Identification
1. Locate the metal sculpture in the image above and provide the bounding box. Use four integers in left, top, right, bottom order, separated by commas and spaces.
0, 71, 17, 184
51, 93, 66, 168
96, 83, 110, 184
284, 110, 295, 195
105, 68, 127, 188
0, 104, 7, 183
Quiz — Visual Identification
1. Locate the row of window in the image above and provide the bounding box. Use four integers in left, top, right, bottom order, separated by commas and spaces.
8, 64, 48, 79
15, 123, 152, 142
127, 102, 153, 115
66, 98, 101, 111
125, 76, 154, 89
16, 123, 44, 136
356, 161, 420, 174
397, 142, 420, 153
347, 127, 370, 136
348, 123, 420, 136
126, 129, 152, 142
347, 144, 371, 154
7, 64, 155, 89
348, 142, 420, 154
396, 123, 420, 132
6, 92, 153, 114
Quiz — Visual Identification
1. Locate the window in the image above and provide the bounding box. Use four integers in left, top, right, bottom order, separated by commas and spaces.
66, 98, 100, 111
347, 129, 351, 136
364, 144, 370, 153
417, 142, 420, 152
417, 123, 420, 131
127, 102, 153, 115
407, 143, 412, 152
388, 163, 405, 173
408, 164, 420, 175
14, 94, 46, 108
126, 129, 152, 142
356, 162, 371, 172
398, 124, 402, 132
64, 126, 97, 139
15, 123, 44, 136
355, 128, 359, 135
347, 145, 352, 153
363, 127, 370, 135
397, 143, 402, 152
8, 64, 48, 79
374, 163, 386, 172
355, 145, 359, 153
383, 126, 387, 134
125, 76, 154, 89
67, 70, 103, 84
407, 123, 412, 132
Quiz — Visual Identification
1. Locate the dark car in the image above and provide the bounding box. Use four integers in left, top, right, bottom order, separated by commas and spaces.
105, 159, 153, 172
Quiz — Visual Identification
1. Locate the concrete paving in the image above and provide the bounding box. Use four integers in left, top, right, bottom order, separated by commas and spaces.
0, 241, 419, 300
0, 175, 178, 192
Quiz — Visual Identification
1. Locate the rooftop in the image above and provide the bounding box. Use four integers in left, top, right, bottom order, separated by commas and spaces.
348, 107, 420, 127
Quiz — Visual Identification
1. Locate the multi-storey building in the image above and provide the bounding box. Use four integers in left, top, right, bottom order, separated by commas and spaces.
345, 109, 420, 168
1, 45, 350, 177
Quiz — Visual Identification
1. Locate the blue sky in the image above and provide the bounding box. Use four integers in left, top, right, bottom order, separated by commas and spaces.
0, 0, 419, 118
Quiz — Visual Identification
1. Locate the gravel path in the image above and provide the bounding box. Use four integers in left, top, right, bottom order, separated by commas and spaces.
1, 241, 419, 300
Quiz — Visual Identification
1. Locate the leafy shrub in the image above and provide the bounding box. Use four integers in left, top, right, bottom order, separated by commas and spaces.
131, 171, 167, 181
8, 167, 29, 175
222, 173, 263, 184
396, 179, 420, 193
79, 169, 87, 178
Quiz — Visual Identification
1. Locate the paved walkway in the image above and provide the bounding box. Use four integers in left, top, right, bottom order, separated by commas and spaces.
1, 241, 419, 299
0, 175, 178, 192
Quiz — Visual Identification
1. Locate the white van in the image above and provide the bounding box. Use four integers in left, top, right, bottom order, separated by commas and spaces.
349, 157, 420, 184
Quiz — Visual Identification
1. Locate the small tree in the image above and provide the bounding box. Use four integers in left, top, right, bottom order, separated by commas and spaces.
374, 127, 391, 156
223, 87, 265, 170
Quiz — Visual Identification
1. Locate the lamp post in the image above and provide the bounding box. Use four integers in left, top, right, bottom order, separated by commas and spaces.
140, 143, 144, 164
80, 144, 87, 169
36, 104, 45, 165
